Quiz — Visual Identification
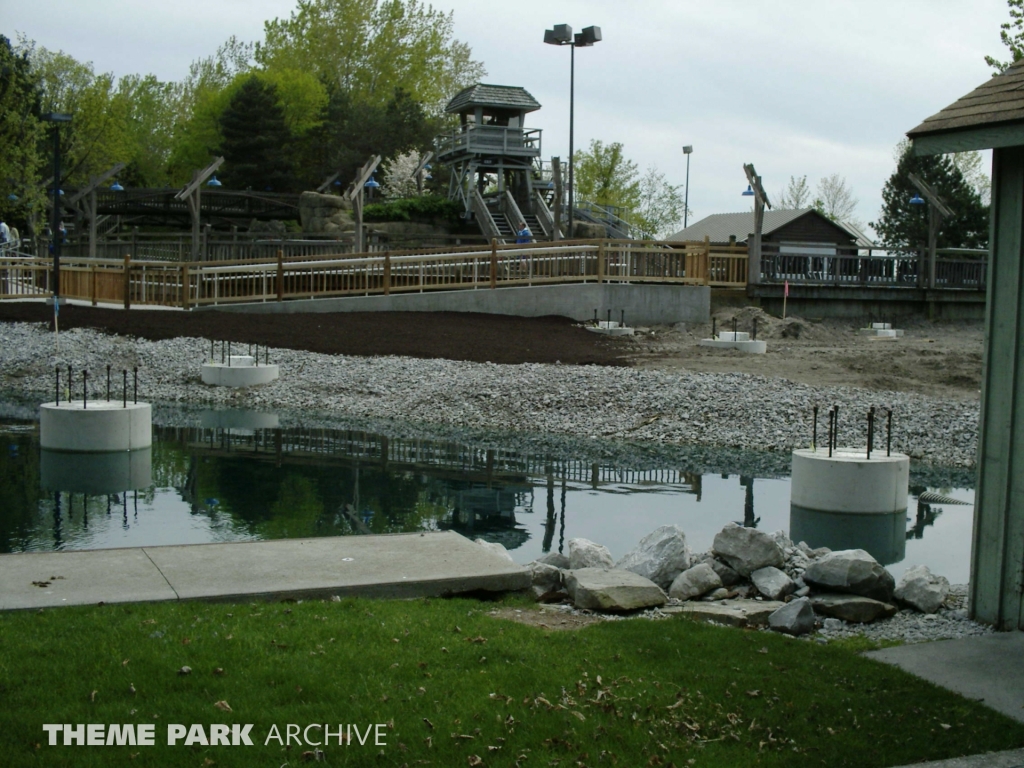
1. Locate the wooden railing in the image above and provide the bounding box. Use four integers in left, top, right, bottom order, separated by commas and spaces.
759, 244, 987, 291
435, 125, 542, 160
1, 238, 729, 309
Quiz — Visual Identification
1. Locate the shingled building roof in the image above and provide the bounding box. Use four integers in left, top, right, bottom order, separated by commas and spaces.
908, 58, 1024, 138
445, 84, 541, 115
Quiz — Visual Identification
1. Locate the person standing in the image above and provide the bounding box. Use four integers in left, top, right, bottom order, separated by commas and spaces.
0, 220, 10, 245
515, 221, 532, 244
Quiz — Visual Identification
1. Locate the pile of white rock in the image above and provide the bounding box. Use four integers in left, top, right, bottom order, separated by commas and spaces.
510, 524, 990, 642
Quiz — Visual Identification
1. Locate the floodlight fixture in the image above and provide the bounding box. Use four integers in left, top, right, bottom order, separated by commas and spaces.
682, 145, 693, 155
544, 24, 573, 45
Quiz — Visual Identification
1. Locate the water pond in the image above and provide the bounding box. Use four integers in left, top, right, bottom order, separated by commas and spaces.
0, 405, 976, 583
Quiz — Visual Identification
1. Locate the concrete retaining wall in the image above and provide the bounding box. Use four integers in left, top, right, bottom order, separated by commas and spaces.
201, 283, 710, 326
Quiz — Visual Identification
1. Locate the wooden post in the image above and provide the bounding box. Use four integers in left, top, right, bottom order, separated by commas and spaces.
90, 264, 97, 306
704, 235, 711, 286
123, 254, 131, 310
181, 264, 190, 309
383, 251, 391, 295
276, 249, 284, 301
928, 206, 939, 290
489, 238, 497, 289
597, 240, 606, 283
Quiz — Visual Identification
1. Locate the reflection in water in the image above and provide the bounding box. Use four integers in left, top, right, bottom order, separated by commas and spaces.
0, 415, 975, 582
789, 505, 908, 565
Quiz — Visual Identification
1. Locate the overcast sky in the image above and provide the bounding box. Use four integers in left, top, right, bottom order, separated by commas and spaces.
6, 0, 1010, 236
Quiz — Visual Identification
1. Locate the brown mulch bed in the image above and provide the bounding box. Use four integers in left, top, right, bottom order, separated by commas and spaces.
0, 303, 629, 366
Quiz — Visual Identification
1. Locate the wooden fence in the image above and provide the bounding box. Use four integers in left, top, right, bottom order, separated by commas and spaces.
0, 239, 735, 309
759, 244, 988, 290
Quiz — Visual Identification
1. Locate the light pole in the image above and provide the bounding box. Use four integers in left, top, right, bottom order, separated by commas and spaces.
41, 112, 72, 304
544, 24, 602, 238
682, 145, 693, 228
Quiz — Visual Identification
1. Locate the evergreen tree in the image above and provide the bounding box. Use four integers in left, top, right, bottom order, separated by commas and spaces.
217, 76, 294, 191
872, 143, 988, 254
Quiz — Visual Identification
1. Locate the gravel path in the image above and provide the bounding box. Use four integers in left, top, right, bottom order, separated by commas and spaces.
0, 322, 979, 467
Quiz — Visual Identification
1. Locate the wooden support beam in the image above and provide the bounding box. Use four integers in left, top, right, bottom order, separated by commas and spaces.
971, 144, 1024, 630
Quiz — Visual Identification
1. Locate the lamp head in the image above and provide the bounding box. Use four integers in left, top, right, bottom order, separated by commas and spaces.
909, 193, 925, 206
110, 181, 124, 192
364, 175, 380, 189
206, 175, 222, 187
579, 26, 602, 45
544, 24, 573, 45
742, 185, 755, 197
682, 145, 693, 155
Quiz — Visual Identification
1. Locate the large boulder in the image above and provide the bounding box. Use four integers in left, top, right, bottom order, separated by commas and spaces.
706, 557, 742, 586
712, 524, 784, 577
810, 593, 898, 623
565, 568, 667, 612
894, 565, 950, 614
299, 191, 355, 235
475, 538, 515, 564
668, 563, 722, 601
530, 562, 566, 602
673, 598, 785, 628
615, 525, 691, 589
568, 538, 614, 570
536, 552, 570, 570
768, 597, 815, 636
803, 549, 895, 601
751, 566, 796, 601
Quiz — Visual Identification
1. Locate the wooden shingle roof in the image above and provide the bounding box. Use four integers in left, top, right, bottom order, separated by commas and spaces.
445, 84, 541, 115
908, 58, 1024, 138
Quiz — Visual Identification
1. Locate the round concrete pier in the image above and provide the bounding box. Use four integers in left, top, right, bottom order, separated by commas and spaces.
791, 447, 909, 514
790, 447, 909, 565
40, 401, 152, 452
40, 448, 152, 494
201, 359, 279, 387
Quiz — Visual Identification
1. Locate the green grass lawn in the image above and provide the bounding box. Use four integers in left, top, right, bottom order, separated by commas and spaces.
1, 595, 1022, 768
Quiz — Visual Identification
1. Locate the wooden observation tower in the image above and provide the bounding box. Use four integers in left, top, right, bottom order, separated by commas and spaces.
435, 83, 556, 242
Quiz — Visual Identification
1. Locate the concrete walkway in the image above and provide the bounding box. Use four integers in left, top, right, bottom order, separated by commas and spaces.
890, 747, 1024, 768
866, 631, 1024, 724
0, 532, 530, 610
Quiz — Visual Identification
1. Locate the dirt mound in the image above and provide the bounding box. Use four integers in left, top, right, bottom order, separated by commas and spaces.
710, 306, 829, 342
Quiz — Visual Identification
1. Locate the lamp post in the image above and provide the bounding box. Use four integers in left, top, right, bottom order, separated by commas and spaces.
682, 145, 693, 228
544, 23, 602, 238
41, 112, 72, 304
907, 173, 952, 290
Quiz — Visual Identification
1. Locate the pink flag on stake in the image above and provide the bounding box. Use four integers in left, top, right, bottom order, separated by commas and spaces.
784, 280, 789, 297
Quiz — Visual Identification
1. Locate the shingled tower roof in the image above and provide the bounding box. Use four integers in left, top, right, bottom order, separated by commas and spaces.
908, 58, 1024, 151
445, 84, 541, 115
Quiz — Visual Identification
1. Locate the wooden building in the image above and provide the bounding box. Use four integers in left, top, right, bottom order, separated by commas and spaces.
667, 208, 867, 249
908, 58, 1024, 630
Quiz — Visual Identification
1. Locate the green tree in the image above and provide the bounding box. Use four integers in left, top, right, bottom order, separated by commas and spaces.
217, 75, 294, 191
872, 142, 989, 253
255, 0, 485, 112
166, 38, 253, 184
296, 85, 437, 188
0, 35, 45, 230
987, 0, 1024, 73
635, 167, 685, 239
573, 140, 641, 213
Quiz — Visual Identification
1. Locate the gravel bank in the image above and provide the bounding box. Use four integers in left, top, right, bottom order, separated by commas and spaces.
0, 322, 979, 467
